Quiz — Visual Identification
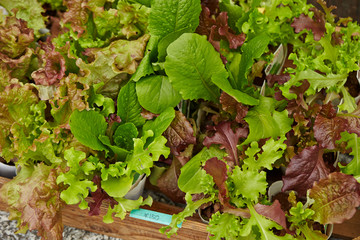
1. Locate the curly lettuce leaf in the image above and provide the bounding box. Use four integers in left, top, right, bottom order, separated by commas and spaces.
243, 137, 287, 171
0, 0, 46, 37
32, 40, 66, 86
56, 148, 97, 208
76, 34, 150, 98
0, 163, 64, 239
207, 212, 243, 240
0, 16, 34, 81
125, 130, 170, 176
50, 74, 89, 125
0, 16, 34, 59
243, 96, 293, 145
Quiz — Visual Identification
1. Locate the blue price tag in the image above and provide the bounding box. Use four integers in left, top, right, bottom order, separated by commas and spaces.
129, 209, 182, 228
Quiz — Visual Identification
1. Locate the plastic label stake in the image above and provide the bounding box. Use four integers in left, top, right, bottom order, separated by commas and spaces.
129, 209, 183, 228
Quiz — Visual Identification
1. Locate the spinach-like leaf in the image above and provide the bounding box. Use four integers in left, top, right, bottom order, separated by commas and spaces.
136, 75, 181, 114
69, 109, 108, 151
149, 0, 201, 39
165, 33, 227, 102
117, 81, 145, 127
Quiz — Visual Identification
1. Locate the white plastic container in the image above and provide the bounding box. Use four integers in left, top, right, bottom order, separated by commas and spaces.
0, 162, 17, 179
124, 174, 147, 200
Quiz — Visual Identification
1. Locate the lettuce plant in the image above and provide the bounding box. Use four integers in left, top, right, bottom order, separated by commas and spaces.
0, 0, 360, 240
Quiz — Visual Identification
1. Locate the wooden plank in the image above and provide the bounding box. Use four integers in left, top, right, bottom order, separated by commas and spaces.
2, 176, 360, 239
0, 176, 208, 240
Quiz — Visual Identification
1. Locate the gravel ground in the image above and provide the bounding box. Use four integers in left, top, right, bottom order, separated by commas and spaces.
0, 210, 122, 240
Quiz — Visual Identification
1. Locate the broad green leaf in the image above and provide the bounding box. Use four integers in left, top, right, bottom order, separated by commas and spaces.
117, 81, 145, 127
157, 27, 192, 62
149, 0, 201, 39
165, 33, 227, 102
101, 175, 133, 198
338, 132, 360, 177
131, 36, 160, 82
113, 122, 139, 150
136, 75, 181, 114
243, 96, 292, 144
69, 109, 108, 151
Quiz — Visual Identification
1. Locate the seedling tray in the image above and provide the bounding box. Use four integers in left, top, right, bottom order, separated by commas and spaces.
0, 176, 358, 239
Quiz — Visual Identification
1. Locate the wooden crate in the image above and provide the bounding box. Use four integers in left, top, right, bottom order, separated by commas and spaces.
0, 176, 359, 239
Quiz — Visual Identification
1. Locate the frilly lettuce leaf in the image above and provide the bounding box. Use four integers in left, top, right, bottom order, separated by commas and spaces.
229, 166, 267, 203
125, 130, 170, 176
76, 34, 150, 98
207, 212, 243, 240
0, 82, 43, 161
0, 16, 34, 81
0, 16, 34, 59
50, 74, 89, 125
0, 0, 46, 37
31, 40, 66, 86
0, 163, 65, 239
243, 96, 292, 145
56, 148, 97, 208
